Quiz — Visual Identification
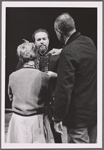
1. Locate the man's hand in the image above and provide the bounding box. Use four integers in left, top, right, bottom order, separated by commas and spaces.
47, 48, 62, 56
47, 71, 57, 78
54, 121, 63, 135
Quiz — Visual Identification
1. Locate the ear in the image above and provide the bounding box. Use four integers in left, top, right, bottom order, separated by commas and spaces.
57, 29, 62, 34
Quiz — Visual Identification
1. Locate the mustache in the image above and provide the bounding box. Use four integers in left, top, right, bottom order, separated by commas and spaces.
39, 44, 46, 48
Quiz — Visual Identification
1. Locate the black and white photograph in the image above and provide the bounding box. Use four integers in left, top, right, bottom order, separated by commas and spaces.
1, 1, 103, 149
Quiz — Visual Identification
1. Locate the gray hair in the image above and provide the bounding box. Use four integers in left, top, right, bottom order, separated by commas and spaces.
17, 39, 36, 62
54, 13, 76, 36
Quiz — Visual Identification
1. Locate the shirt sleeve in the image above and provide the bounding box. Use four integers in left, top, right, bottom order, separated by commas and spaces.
53, 49, 79, 123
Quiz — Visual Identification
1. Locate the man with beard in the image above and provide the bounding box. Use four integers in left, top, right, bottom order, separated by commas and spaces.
16, 28, 61, 143
16, 29, 60, 74
32, 29, 59, 74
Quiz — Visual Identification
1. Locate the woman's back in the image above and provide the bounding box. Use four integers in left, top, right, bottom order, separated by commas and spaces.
8, 68, 49, 116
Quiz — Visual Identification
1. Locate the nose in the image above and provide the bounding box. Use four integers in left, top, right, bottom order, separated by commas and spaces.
40, 39, 44, 44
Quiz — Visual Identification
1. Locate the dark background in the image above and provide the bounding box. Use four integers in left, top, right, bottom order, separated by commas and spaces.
5, 8, 97, 108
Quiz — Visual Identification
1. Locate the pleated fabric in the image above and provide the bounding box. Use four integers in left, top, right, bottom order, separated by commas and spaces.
6, 113, 54, 143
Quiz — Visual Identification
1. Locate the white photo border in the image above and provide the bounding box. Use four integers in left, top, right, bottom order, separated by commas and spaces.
1, 1, 103, 149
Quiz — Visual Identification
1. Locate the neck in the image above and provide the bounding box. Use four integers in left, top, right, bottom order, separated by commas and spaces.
23, 61, 35, 68
38, 49, 48, 56
64, 29, 76, 44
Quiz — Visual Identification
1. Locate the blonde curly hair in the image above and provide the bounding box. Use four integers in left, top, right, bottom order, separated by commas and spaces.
17, 39, 37, 62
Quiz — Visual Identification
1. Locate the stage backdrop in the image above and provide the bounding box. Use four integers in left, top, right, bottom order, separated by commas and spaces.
5, 8, 97, 108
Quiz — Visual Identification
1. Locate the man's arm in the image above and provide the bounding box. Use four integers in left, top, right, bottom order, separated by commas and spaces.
53, 50, 79, 123
47, 48, 62, 56
47, 71, 57, 78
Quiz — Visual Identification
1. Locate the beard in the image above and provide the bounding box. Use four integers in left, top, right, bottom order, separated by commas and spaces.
38, 45, 48, 54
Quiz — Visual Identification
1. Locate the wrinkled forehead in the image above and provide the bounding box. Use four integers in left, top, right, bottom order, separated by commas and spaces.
35, 32, 48, 40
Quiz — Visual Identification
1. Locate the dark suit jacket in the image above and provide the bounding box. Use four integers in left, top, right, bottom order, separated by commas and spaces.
53, 32, 97, 128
